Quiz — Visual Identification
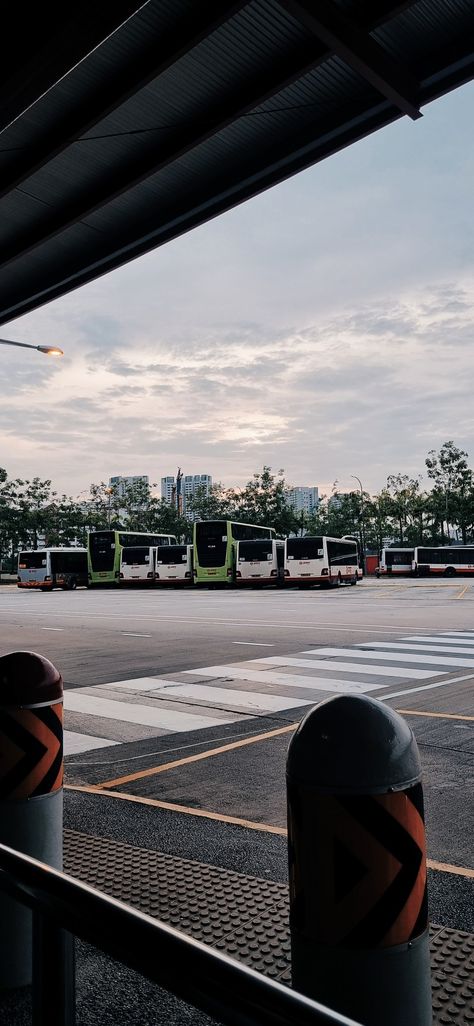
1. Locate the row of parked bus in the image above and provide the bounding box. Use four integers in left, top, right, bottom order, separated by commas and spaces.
377, 546, 474, 576
17, 521, 361, 591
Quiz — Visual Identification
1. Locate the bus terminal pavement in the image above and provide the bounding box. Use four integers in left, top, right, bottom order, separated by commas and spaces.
0, 580, 473, 1024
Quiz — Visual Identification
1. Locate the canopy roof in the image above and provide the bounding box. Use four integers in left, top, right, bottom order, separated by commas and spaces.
0, 0, 472, 324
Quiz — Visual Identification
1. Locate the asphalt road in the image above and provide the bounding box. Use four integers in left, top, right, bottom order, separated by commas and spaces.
1, 579, 473, 1025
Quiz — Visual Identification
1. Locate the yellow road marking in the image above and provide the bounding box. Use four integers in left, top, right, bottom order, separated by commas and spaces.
95, 722, 298, 790
396, 708, 474, 722
456, 584, 469, 600
65, 785, 287, 835
65, 785, 473, 878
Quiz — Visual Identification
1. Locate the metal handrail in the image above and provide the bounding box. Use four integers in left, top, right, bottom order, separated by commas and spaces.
0, 841, 360, 1026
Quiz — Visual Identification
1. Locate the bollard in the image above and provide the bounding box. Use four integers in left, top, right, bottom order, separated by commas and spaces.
0, 651, 64, 988
287, 694, 431, 1026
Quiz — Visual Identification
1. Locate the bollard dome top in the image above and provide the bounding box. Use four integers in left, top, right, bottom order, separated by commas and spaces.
287, 694, 421, 793
0, 651, 63, 706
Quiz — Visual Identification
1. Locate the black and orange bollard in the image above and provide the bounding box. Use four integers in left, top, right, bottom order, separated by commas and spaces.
0, 651, 64, 988
287, 694, 431, 1026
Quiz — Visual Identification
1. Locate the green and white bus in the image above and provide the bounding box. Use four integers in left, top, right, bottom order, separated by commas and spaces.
193, 520, 276, 585
87, 530, 177, 585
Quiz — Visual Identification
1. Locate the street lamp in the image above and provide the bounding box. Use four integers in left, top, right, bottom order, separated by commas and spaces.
0, 337, 63, 357
351, 474, 365, 569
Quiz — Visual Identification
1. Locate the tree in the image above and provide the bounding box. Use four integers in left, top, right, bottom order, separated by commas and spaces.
425, 441, 472, 543
185, 483, 232, 524
228, 467, 299, 536
384, 474, 422, 545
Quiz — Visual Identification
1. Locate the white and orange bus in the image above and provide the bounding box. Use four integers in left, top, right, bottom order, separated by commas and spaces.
413, 546, 474, 576
377, 548, 414, 576
283, 536, 358, 588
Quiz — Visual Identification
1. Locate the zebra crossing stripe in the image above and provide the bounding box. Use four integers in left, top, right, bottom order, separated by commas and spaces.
356, 641, 474, 657
308, 647, 474, 668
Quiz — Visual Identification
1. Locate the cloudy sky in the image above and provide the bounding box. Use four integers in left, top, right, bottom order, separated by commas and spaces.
2, 81, 473, 501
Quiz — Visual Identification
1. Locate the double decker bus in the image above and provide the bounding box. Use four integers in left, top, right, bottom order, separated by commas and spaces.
283, 536, 358, 587
88, 530, 176, 585
193, 520, 276, 585
155, 544, 193, 585
413, 546, 474, 576
119, 546, 156, 584
18, 548, 88, 591
377, 547, 414, 577
235, 538, 284, 586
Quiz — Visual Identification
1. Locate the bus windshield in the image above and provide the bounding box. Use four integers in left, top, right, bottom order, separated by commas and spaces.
195, 521, 228, 567
121, 547, 150, 565
239, 540, 273, 561
157, 545, 187, 564
89, 531, 115, 571
18, 551, 47, 569
385, 550, 414, 567
286, 537, 323, 560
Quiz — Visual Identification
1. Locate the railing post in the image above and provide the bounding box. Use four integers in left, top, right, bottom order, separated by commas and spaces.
0, 651, 64, 988
32, 912, 75, 1026
287, 694, 432, 1026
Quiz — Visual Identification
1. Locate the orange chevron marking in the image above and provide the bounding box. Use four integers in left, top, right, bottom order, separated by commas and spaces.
0, 703, 63, 799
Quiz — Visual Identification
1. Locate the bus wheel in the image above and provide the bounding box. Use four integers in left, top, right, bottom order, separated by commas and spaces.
444, 567, 456, 576
350, 575, 357, 585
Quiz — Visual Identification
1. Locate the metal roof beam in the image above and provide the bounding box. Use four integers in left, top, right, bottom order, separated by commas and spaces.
0, 1, 421, 273
0, 1, 250, 202
277, 0, 422, 120
0, 3, 149, 134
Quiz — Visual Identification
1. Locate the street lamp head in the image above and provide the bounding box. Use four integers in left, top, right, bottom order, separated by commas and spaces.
37, 346, 63, 356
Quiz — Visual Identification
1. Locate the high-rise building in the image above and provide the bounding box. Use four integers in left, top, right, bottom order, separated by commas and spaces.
287, 486, 319, 514
161, 473, 212, 518
109, 475, 149, 499
160, 476, 175, 504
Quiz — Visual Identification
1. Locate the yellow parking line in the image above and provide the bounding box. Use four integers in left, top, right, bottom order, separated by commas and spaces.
65, 784, 287, 835
456, 584, 469, 599
94, 722, 299, 790
65, 785, 473, 878
397, 709, 474, 722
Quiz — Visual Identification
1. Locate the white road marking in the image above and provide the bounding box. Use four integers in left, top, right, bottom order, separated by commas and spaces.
356, 641, 474, 657
437, 631, 474, 639
403, 635, 474, 647
160, 684, 310, 713
305, 647, 474, 668
232, 641, 275, 647
381, 671, 474, 701
252, 657, 431, 679
120, 632, 152, 638
185, 665, 387, 686
41, 627, 64, 631
64, 730, 119, 755
101, 677, 167, 692
64, 692, 238, 733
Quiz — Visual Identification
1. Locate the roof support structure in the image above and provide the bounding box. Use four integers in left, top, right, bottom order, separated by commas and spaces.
0, 0, 250, 201
0, 0, 422, 273
0, 3, 148, 134
277, 0, 422, 119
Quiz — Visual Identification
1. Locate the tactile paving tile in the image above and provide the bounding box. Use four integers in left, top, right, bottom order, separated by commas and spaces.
64, 831, 474, 1023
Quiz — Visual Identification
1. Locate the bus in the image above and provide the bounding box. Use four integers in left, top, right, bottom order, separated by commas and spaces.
18, 548, 88, 591
377, 547, 414, 577
87, 530, 177, 585
119, 545, 156, 584
193, 520, 276, 585
235, 538, 284, 586
283, 536, 358, 587
413, 546, 474, 576
155, 544, 193, 585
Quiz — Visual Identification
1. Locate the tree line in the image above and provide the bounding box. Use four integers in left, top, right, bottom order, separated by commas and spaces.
1, 442, 473, 572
